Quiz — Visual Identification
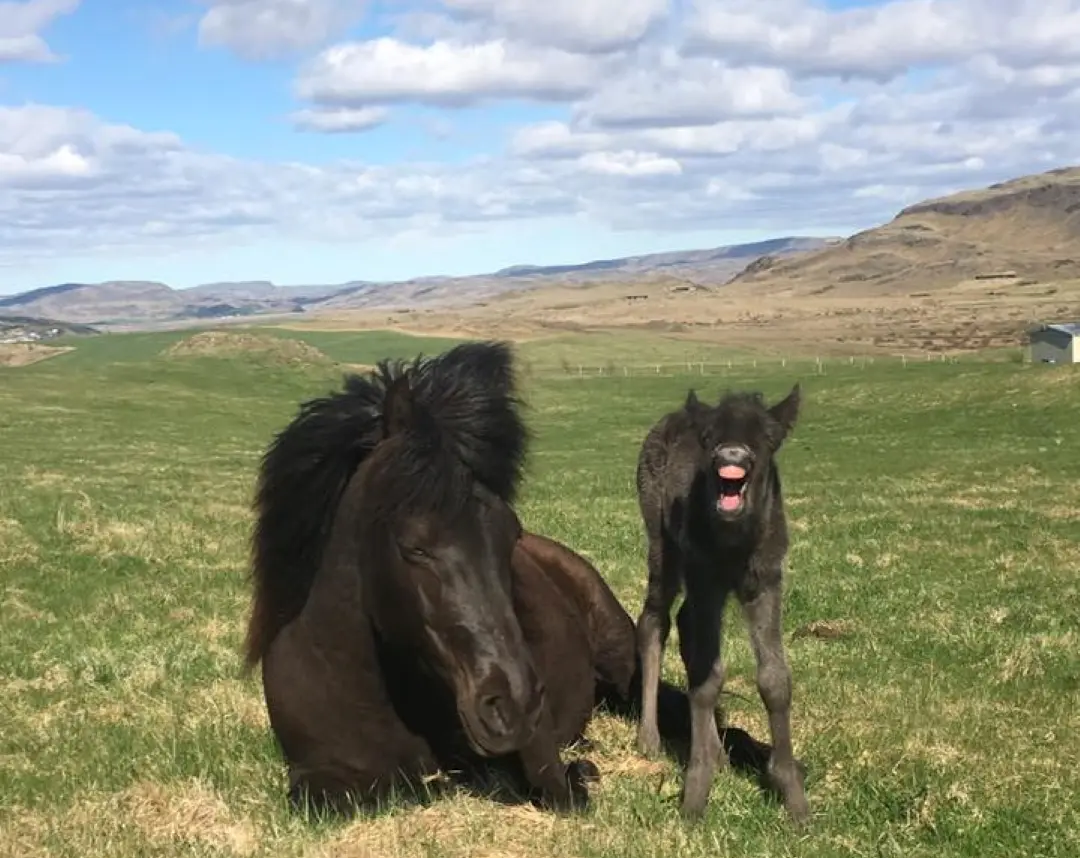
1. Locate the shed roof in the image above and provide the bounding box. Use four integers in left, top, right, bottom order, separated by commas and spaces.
1030, 322, 1080, 336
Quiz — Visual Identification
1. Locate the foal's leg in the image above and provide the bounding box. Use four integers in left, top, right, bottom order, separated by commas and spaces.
742, 584, 811, 826
635, 532, 681, 758
676, 577, 729, 818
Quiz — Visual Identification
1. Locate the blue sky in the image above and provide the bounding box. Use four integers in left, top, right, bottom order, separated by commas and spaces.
1, 0, 1077, 294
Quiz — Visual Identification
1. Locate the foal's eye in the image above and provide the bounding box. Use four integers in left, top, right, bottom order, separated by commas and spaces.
401, 544, 431, 561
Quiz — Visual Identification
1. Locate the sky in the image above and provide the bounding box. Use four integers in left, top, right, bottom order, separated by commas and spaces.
1, 0, 1079, 294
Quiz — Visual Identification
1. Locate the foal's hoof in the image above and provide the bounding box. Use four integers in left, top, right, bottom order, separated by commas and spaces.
678, 795, 708, 822
765, 758, 811, 828
636, 727, 663, 760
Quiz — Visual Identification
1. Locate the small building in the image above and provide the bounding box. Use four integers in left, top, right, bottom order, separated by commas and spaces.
1028, 322, 1079, 363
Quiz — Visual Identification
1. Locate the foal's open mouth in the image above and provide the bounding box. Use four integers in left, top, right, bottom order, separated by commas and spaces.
716, 464, 749, 514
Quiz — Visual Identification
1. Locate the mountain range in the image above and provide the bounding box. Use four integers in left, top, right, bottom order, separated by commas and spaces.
0, 236, 832, 327
5, 164, 1080, 331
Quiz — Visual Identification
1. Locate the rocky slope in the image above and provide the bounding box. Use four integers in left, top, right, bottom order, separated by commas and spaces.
728, 167, 1080, 296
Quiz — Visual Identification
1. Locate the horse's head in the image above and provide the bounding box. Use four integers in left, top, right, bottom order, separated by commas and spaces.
361, 343, 544, 757
691, 383, 801, 525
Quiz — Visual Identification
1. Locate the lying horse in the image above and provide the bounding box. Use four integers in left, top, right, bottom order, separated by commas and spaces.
243, 340, 774, 813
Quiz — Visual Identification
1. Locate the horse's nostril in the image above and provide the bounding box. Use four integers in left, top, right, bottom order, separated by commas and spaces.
477, 694, 512, 738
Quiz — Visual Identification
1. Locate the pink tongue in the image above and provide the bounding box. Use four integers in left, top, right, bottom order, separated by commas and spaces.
719, 494, 741, 511
719, 465, 746, 480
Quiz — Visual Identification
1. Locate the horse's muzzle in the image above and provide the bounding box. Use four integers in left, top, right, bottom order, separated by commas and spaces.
465, 670, 546, 756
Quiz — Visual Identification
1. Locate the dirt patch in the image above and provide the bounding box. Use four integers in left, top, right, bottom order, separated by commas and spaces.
163, 332, 333, 366
0, 344, 73, 367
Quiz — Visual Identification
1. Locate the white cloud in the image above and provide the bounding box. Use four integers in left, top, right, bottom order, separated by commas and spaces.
577, 150, 682, 177
5, 0, 1080, 268
686, 0, 1080, 81
290, 105, 388, 133
573, 59, 806, 128
196, 0, 367, 60
440, 0, 671, 54
0, 0, 79, 63
295, 37, 602, 107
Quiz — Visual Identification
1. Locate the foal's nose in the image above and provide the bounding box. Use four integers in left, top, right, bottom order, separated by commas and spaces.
716, 444, 752, 469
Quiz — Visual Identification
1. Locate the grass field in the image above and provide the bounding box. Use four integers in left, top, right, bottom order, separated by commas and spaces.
1, 329, 1078, 858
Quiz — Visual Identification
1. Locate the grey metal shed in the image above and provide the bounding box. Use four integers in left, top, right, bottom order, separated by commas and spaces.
1028, 323, 1079, 363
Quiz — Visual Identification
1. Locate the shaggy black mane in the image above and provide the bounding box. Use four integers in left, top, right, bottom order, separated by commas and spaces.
244, 340, 527, 668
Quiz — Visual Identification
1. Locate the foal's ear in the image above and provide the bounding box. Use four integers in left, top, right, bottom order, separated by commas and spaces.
766, 383, 801, 448
382, 375, 413, 438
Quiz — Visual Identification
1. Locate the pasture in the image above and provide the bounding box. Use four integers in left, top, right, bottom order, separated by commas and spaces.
1, 328, 1077, 858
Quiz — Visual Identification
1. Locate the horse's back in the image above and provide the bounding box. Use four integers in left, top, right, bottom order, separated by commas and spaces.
515, 532, 637, 703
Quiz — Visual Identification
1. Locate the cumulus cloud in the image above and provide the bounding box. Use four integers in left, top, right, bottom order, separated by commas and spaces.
5, 0, 1080, 267
686, 0, 1080, 82
0, 0, 79, 63
0, 104, 583, 264
573, 59, 807, 129
196, 0, 367, 60
295, 37, 602, 107
577, 150, 682, 177
441, 0, 671, 54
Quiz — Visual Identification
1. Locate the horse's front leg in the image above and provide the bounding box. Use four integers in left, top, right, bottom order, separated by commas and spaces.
515, 711, 599, 812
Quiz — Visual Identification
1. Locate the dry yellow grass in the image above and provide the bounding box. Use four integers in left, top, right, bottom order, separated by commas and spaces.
163, 331, 334, 366
0, 343, 74, 367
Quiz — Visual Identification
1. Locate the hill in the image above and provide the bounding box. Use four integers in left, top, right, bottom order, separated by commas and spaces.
0, 314, 99, 343
0, 236, 830, 327
300, 166, 1080, 358
728, 166, 1080, 296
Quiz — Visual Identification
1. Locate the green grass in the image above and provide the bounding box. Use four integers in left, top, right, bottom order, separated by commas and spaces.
1, 330, 1078, 857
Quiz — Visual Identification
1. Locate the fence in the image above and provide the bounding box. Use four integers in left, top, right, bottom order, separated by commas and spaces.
525, 348, 1028, 380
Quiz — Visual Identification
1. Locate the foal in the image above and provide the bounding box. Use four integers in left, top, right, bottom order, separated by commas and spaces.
633, 384, 810, 825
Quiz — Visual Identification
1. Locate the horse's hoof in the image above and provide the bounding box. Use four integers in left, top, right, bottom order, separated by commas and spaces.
785, 793, 811, 829
559, 759, 598, 812
569, 758, 601, 785
678, 798, 707, 822
636, 728, 662, 759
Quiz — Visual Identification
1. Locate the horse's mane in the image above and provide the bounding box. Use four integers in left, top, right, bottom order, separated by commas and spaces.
243, 340, 527, 669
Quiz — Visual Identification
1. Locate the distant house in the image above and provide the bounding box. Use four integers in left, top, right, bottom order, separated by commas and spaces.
1028, 322, 1079, 363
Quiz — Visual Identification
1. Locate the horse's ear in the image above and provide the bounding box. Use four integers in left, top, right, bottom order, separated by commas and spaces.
767, 382, 801, 448
382, 375, 413, 438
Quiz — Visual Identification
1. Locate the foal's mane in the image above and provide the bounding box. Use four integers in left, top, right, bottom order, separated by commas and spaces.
243, 340, 528, 669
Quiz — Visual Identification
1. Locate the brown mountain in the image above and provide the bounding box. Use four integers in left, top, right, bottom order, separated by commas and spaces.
0, 237, 829, 326
728, 166, 1080, 296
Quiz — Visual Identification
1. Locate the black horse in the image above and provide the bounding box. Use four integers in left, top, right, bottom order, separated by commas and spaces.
244, 340, 777, 814
634, 384, 810, 825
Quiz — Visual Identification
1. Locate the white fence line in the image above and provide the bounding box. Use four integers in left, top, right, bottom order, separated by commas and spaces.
526, 350, 1026, 379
